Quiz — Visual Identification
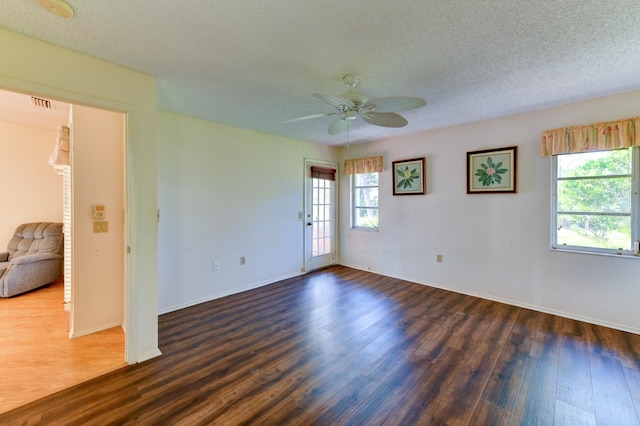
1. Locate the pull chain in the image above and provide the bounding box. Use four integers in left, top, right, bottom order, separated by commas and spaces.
346, 122, 350, 148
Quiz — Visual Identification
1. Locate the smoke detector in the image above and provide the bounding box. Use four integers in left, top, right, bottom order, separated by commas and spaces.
38, 0, 74, 18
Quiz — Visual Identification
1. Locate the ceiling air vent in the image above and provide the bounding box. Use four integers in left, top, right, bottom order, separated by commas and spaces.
31, 96, 52, 109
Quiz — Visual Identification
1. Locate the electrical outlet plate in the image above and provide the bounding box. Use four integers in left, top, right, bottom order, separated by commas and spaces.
213, 261, 220, 270
93, 221, 108, 233
436, 254, 443, 263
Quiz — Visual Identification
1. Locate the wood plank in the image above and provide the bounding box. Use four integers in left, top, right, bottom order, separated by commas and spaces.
612, 329, 640, 370
381, 345, 463, 425
625, 366, 640, 422
590, 352, 640, 425
555, 399, 596, 426
1, 266, 640, 425
0, 280, 125, 413
504, 311, 561, 425
477, 312, 534, 415
556, 318, 595, 414
246, 326, 402, 424
471, 400, 513, 426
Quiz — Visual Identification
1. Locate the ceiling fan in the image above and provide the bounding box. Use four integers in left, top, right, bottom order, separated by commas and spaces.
284, 74, 426, 135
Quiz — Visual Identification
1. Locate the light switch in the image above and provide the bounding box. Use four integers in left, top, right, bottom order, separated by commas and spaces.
93, 204, 106, 220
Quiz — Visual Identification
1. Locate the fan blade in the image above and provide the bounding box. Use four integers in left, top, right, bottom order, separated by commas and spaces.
365, 96, 426, 113
328, 117, 350, 135
282, 112, 338, 123
313, 93, 355, 110
363, 112, 408, 128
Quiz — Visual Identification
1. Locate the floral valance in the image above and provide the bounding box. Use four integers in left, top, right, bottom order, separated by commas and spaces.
48, 125, 70, 167
343, 156, 383, 175
541, 116, 640, 156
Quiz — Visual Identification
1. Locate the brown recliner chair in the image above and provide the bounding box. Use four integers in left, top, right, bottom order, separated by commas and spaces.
0, 222, 63, 297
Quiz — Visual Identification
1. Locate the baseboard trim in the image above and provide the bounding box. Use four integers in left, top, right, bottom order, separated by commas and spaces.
340, 262, 640, 336
158, 270, 305, 315
69, 320, 123, 339
136, 348, 163, 363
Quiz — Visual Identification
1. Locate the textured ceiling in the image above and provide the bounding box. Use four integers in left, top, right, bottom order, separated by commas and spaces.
2, 1, 640, 145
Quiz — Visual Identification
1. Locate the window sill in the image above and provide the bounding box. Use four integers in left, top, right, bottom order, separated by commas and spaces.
351, 227, 379, 232
551, 247, 640, 259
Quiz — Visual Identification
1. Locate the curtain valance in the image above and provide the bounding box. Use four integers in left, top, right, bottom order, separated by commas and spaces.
541, 116, 640, 156
48, 125, 70, 167
343, 156, 383, 175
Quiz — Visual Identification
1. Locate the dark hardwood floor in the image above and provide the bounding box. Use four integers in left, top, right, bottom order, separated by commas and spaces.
2, 266, 639, 425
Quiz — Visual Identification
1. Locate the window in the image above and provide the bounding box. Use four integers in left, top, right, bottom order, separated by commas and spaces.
552, 147, 639, 255
352, 172, 379, 229
311, 173, 334, 257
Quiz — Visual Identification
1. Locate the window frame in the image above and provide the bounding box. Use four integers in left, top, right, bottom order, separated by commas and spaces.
351, 172, 379, 231
551, 147, 640, 256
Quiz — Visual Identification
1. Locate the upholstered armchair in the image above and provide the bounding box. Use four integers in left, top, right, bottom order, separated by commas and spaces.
0, 222, 63, 297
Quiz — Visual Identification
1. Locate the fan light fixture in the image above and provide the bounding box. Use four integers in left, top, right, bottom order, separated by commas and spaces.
38, 0, 74, 18
284, 74, 426, 135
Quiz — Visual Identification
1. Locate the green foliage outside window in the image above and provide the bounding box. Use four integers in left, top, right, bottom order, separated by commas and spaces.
353, 173, 379, 229
556, 149, 632, 250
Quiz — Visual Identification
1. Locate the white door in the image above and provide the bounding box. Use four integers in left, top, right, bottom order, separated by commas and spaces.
304, 161, 337, 271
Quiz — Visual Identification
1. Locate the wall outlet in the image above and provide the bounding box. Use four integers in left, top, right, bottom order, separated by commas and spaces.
213, 260, 220, 271
240, 256, 246, 265
436, 254, 443, 263
93, 221, 109, 233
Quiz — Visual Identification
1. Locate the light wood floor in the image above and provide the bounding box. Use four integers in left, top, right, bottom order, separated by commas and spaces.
1, 266, 640, 424
0, 279, 125, 413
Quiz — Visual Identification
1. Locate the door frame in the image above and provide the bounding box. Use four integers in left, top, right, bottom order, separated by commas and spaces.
303, 158, 339, 272
0, 80, 133, 362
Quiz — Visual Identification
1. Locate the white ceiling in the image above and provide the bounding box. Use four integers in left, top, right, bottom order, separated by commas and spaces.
2, 0, 640, 145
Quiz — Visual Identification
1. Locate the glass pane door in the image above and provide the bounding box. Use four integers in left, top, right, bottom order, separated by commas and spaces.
305, 162, 336, 271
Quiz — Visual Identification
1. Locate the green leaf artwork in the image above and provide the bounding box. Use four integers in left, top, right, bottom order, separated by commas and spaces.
397, 166, 420, 189
475, 157, 508, 186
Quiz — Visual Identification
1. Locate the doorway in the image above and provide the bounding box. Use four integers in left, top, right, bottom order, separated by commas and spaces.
304, 160, 338, 271
0, 89, 127, 411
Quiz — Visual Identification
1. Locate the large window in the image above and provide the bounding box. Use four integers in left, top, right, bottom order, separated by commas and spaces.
552, 147, 639, 255
352, 172, 379, 229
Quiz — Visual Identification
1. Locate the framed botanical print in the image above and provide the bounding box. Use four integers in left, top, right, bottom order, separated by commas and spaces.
393, 157, 426, 195
467, 146, 517, 194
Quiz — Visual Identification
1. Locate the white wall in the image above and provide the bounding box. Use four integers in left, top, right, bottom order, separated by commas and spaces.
157, 111, 338, 313
0, 121, 62, 245
339, 89, 640, 334
70, 105, 125, 337
0, 28, 159, 363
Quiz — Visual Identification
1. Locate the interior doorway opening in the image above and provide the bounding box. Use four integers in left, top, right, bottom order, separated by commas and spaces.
0, 88, 127, 412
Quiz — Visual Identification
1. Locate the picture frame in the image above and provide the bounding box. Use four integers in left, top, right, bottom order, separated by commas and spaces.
467, 146, 517, 194
393, 157, 426, 195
